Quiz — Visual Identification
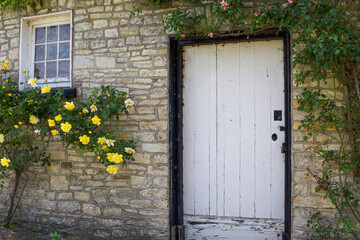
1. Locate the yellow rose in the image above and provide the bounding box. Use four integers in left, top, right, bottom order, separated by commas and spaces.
51, 130, 59, 136
4, 60, 8, 67
106, 139, 115, 147
23, 69, 26, 73
48, 119, 55, 127
106, 165, 118, 175
107, 153, 114, 162
55, 114, 62, 121
82, 108, 89, 114
8, 93, 11, 97
27, 78, 37, 87
112, 153, 123, 163
64, 102, 75, 111
125, 99, 134, 108
14, 125, 18, 129
29, 115, 39, 124
97, 156, 101, 160
90, 104, 97, 112
18, 122, 22, 125
0, 133, 4, 144
61, 122, 72, 133
91, 116, 101, 125
1, 157, 10, 167
97, 137, 107, 145
41, 86, 51, 94
34, 129, 41, 135
79, 135, 90, 145
125, 147, 135, 154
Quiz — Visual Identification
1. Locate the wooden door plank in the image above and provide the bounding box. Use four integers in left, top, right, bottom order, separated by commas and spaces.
183, 46, 196, 215
193, 45, 211, 215
239, 41, 256, 218
208, 44, 218, 216
216, 44, 226, 216
269, 40, 285, 219
254, 41, 272, 218
222, 43, 241, 217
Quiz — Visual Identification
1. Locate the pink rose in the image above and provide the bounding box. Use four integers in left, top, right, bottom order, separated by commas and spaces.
288, 0, 293, 3
181, 34, 185, 38
209, 33, 213, 38
220, 0, 228, 10
254, 13, 258, 17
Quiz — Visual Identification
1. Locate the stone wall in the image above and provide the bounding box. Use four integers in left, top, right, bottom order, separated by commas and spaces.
0, 0, 342, 239
291, 75, 343, 238
0, 0, 170, 239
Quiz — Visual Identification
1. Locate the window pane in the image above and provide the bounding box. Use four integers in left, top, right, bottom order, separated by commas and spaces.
59, 61, 70, 78
46, 62, 57, 78
35, 27, 46, 44
35, 45, 45, 62
34, 63, 44, 79
47, 26, 58, 42
46, 44, 57, 60
60, 24, 70, 41
59, 42, 70, 59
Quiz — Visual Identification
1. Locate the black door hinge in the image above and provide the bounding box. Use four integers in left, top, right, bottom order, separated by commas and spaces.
171, 225, 184, 240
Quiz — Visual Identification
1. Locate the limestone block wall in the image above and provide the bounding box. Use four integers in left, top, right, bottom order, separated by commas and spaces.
0, 0, 343, 239
0, 0, 170, 239
291, 75, 343, 239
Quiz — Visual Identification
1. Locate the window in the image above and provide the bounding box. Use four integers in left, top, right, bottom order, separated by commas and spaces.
19, 11, 72, 90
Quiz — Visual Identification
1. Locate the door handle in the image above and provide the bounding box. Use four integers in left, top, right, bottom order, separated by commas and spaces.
281, 143, 287, 153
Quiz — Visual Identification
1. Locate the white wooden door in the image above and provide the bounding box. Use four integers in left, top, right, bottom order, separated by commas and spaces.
182, 40, 285, 239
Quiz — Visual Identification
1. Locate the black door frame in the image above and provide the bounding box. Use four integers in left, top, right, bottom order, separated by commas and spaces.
169, 32, 292, 240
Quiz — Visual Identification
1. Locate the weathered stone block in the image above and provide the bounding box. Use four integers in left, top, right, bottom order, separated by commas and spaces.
93, 20, 108, 29
74, 56, 94, 69
57, 192, 73, 200
103, 207, 122, 217
50, 176, 69, 190
130, 176, 152, 188
39, 199, 56, 210
139, 121, 168, 131
142, 143, 168, 153
58, 201, 81, 213
96, 56, 115, 68
75, 192, 90, 202
82, 204, 101, 215
130, 199, 152, 208
104, 28, 119, 38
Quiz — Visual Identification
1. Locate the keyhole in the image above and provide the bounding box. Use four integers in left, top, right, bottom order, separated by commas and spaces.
272, 133, 278, 141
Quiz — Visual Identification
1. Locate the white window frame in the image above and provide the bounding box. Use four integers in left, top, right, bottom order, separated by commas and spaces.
19, 11, 72, 91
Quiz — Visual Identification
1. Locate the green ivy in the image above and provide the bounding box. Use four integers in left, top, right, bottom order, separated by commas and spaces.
0, 0, 39, 11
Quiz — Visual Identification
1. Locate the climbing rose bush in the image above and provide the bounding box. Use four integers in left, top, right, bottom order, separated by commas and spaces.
0, 60, 135, 179
0, 60, 136, 226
